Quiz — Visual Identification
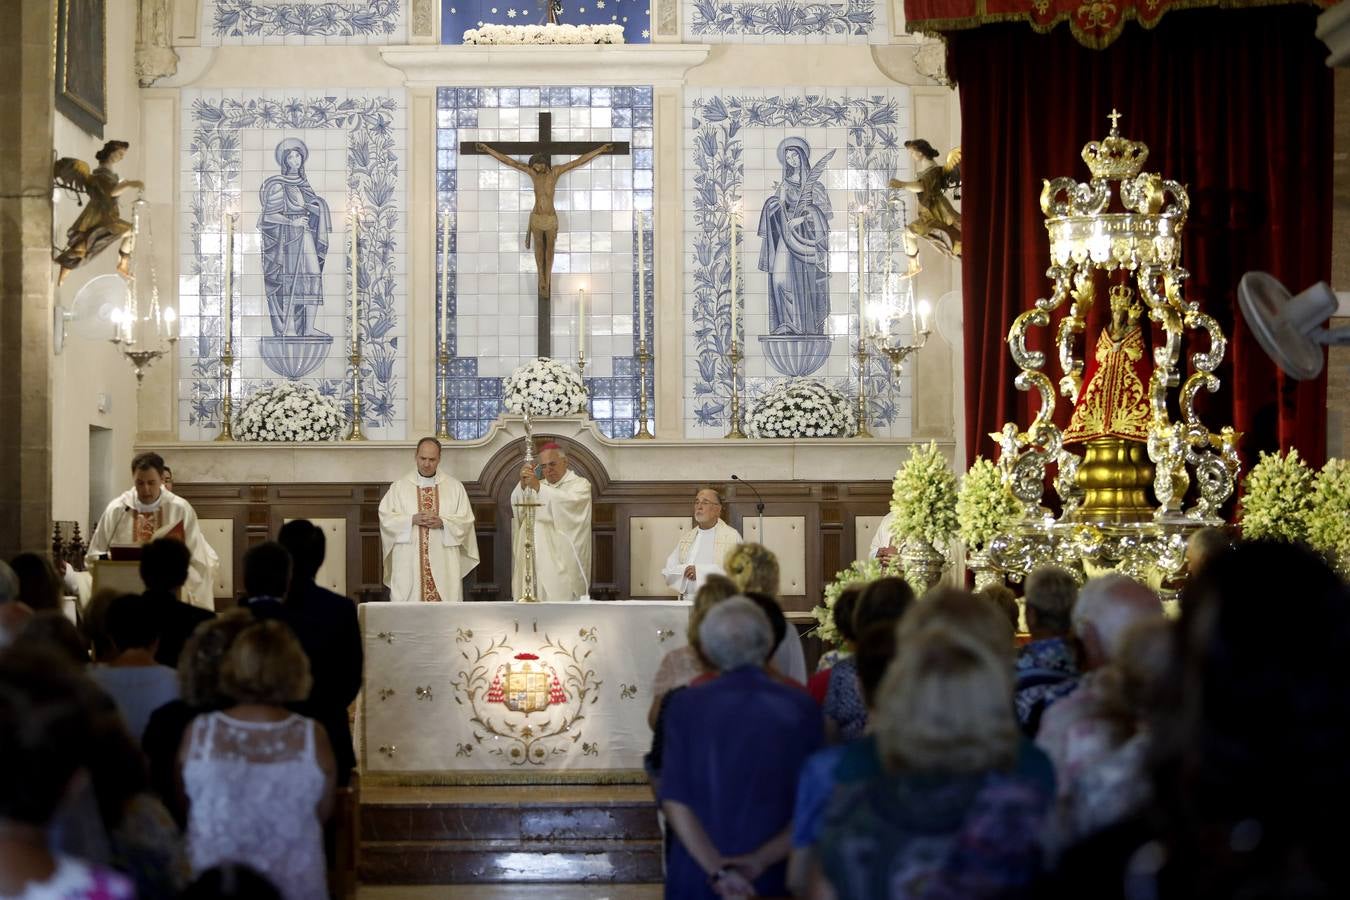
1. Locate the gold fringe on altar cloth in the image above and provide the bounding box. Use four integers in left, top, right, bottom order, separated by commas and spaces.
360, 768, 650, 787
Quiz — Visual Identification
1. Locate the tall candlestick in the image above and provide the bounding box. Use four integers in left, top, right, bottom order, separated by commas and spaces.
729, 209, 738, 337
636, 214, 646, 348
578, 287, 586, 359
350, 206, 359, 348
439, 209, 450, 342
222, 213, 234, 349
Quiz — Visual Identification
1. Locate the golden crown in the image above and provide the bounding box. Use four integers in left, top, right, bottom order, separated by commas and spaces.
1082, 109, 1149, 182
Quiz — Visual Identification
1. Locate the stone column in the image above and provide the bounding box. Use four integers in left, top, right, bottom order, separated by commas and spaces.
0, 1, 55, 557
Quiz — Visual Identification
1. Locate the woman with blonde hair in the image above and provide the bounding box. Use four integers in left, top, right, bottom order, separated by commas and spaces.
723, 543, 807, 683
648, 574, 739, 728
178, 620, 334, 900
814, 623, 1051, 899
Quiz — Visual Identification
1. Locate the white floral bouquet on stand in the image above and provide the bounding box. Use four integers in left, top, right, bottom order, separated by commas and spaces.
813, 556, 898, 647
1239, 448, 1316, 543
890, 441, 960, 549
746, 380, 856, 438
236, 382, 343, 442
956, 456, 1022, 552
503, 357, 588, 418
1307, 458, 1350, 575
462, 23, 625, 44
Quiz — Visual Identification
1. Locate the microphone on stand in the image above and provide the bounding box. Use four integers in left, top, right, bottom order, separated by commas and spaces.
730, 474, 766, 544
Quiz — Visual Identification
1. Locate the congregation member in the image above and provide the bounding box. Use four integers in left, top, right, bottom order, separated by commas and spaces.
179, 619, 334, 900
823, 576, 913, 742
725, 542, 807, 683
511, 441, 593, 601
139, 537, 215, 669
978, 582, 1023, 633
277, 519, 364, 787
90, 593, 180, 742
1184, 525, 1229, 580
0, 560, 29, 648
1035, 574, 1163, 798
660, 597, 823, 898
87, 452, 218, 609
9, 552, 64, 613
378, 438, 478, 602
1014, 565, 1081, 735
808, 586, 860, 704
648, 573, 738, 728
661, 487, 741, 601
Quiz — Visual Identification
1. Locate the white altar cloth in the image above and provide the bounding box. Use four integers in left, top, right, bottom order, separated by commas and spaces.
358, 601, 690, 778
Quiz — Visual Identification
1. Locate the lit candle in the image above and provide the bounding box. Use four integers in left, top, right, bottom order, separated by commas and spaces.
578, 287, 587, 358
350, 205, 359, 348
918, 298, 932, 334
636, 214, 646, 348
222, 213, 234, 349
729, 208, 738, 338
439, 209, 450, 345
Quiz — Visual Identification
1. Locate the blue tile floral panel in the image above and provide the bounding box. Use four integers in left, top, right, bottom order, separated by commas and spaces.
436, 85, 655, 440
686, 0, 886, 43
207, 0, 404, 45
443, 0, 652, 42
177, 89, 408, 441
683, 87, 917, 439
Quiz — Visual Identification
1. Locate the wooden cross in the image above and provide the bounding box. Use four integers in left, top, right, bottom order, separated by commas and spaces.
460, 112, 630, 358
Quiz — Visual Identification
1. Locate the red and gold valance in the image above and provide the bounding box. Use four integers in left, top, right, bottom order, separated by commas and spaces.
902, 0, 1332, 48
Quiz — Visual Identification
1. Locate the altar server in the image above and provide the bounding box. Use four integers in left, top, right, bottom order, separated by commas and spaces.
662, 488, 742, 601
87, 452, 219, 610
511, 442, 592, 602
378, 438, 479, 602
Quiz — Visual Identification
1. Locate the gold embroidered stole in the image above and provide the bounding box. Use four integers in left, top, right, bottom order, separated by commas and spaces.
417, 484, 443, 603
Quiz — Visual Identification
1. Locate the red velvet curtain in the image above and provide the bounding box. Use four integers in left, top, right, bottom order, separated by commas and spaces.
951, 7, 1332, 482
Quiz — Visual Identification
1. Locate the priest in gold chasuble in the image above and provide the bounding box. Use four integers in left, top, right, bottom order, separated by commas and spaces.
378, 438, 479, 603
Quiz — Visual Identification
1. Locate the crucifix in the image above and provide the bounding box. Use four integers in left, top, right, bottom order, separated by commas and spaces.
460, 112, 630, 358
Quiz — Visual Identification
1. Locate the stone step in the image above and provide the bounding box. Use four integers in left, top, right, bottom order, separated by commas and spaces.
358, 838, 665, 885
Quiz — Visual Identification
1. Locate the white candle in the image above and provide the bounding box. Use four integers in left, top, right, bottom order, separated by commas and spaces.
857, 212, 865, 332
578, 287, 587, 358
222, 213, 234, 349
636, 214, 646, 348
439, 210, 450, 344
350, 206, 359, 348
729, 209, 738, 338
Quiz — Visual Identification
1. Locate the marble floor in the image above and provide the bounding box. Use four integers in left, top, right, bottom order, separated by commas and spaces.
358, 886, 661, 899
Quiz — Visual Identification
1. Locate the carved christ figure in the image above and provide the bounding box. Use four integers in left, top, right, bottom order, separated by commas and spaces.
475, 142, 614, 297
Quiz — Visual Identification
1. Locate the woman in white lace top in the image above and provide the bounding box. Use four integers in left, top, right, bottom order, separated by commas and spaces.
177, 620, 335, 900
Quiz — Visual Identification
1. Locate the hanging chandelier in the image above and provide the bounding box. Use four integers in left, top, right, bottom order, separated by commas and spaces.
110, 198, 177, 382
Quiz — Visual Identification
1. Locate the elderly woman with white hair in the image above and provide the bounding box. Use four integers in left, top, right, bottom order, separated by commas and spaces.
659, 596, 823, 899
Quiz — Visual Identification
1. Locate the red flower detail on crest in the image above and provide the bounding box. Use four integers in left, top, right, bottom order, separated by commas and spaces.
514, 653, 539, 660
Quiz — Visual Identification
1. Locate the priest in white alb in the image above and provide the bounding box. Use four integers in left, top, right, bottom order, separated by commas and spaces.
661, 488, 742, 601
511, 442, 592, 602
378, 438, 479, 602
869, 509, 899, 564
86, 451, 219, 609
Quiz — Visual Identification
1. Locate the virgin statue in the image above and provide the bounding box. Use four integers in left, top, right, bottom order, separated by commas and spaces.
757, 137, 834, 336
259, 138, 332, 338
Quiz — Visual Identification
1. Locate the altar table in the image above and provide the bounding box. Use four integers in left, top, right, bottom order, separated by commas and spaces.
358, 601, 691, 781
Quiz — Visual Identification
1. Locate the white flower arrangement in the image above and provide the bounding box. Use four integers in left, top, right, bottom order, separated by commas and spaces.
502, 357, 588, 418
462, 23, 625, 44
235, 382, 343, 443
889, 441, 960, 549
1307, 458, 1350, 575
813, 556, 898, 647
1239, 447, 1316, 543
956, 456, 1022, 551
745, 380, 856, 439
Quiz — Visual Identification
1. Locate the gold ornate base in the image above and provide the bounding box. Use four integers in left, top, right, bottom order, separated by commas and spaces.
1070, 437, 1155, 523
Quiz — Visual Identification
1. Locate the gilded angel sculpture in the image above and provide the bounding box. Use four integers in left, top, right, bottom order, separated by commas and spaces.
52, 140, 144, 286
889, 138, 962, 259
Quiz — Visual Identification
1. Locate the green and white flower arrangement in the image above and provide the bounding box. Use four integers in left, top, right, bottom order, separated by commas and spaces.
956, 456, 1022, 551
236, 382, 343, 442
889, 441, 960, 549
745, 379, 856, 439
1239, 447, 1316, 543
1308, 458, 1350, 575
814, 556, 895, 646
502, 357, 588, 418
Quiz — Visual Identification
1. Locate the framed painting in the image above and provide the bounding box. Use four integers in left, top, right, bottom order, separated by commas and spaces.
55, 0, 107, 137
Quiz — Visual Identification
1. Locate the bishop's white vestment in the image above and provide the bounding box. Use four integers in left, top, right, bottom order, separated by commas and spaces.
378, 471, 478, 603
510, 469, 592, 602
86, 489, 218, 609
661, 519, 742, 601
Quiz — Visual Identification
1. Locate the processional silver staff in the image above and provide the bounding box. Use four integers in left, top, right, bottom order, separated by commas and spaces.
517, 410, 542, 603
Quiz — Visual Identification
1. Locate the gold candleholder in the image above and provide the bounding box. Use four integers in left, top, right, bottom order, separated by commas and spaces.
346, 345, 367, 441
214, 346, 235, 442
577, 348, 589, 396
854, 336, 873, 438
435, 343, 452, 440
634, 344, 654, 439
725, 342, 747, 439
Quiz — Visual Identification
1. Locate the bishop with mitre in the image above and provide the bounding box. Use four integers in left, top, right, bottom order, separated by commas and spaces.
87, 451, 219, 609
378, 438, 479, 602
511, 442, 593, 602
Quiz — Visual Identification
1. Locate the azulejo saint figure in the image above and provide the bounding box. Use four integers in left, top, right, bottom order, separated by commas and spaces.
259, 138, 332, 338
757, 136, 835, 336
